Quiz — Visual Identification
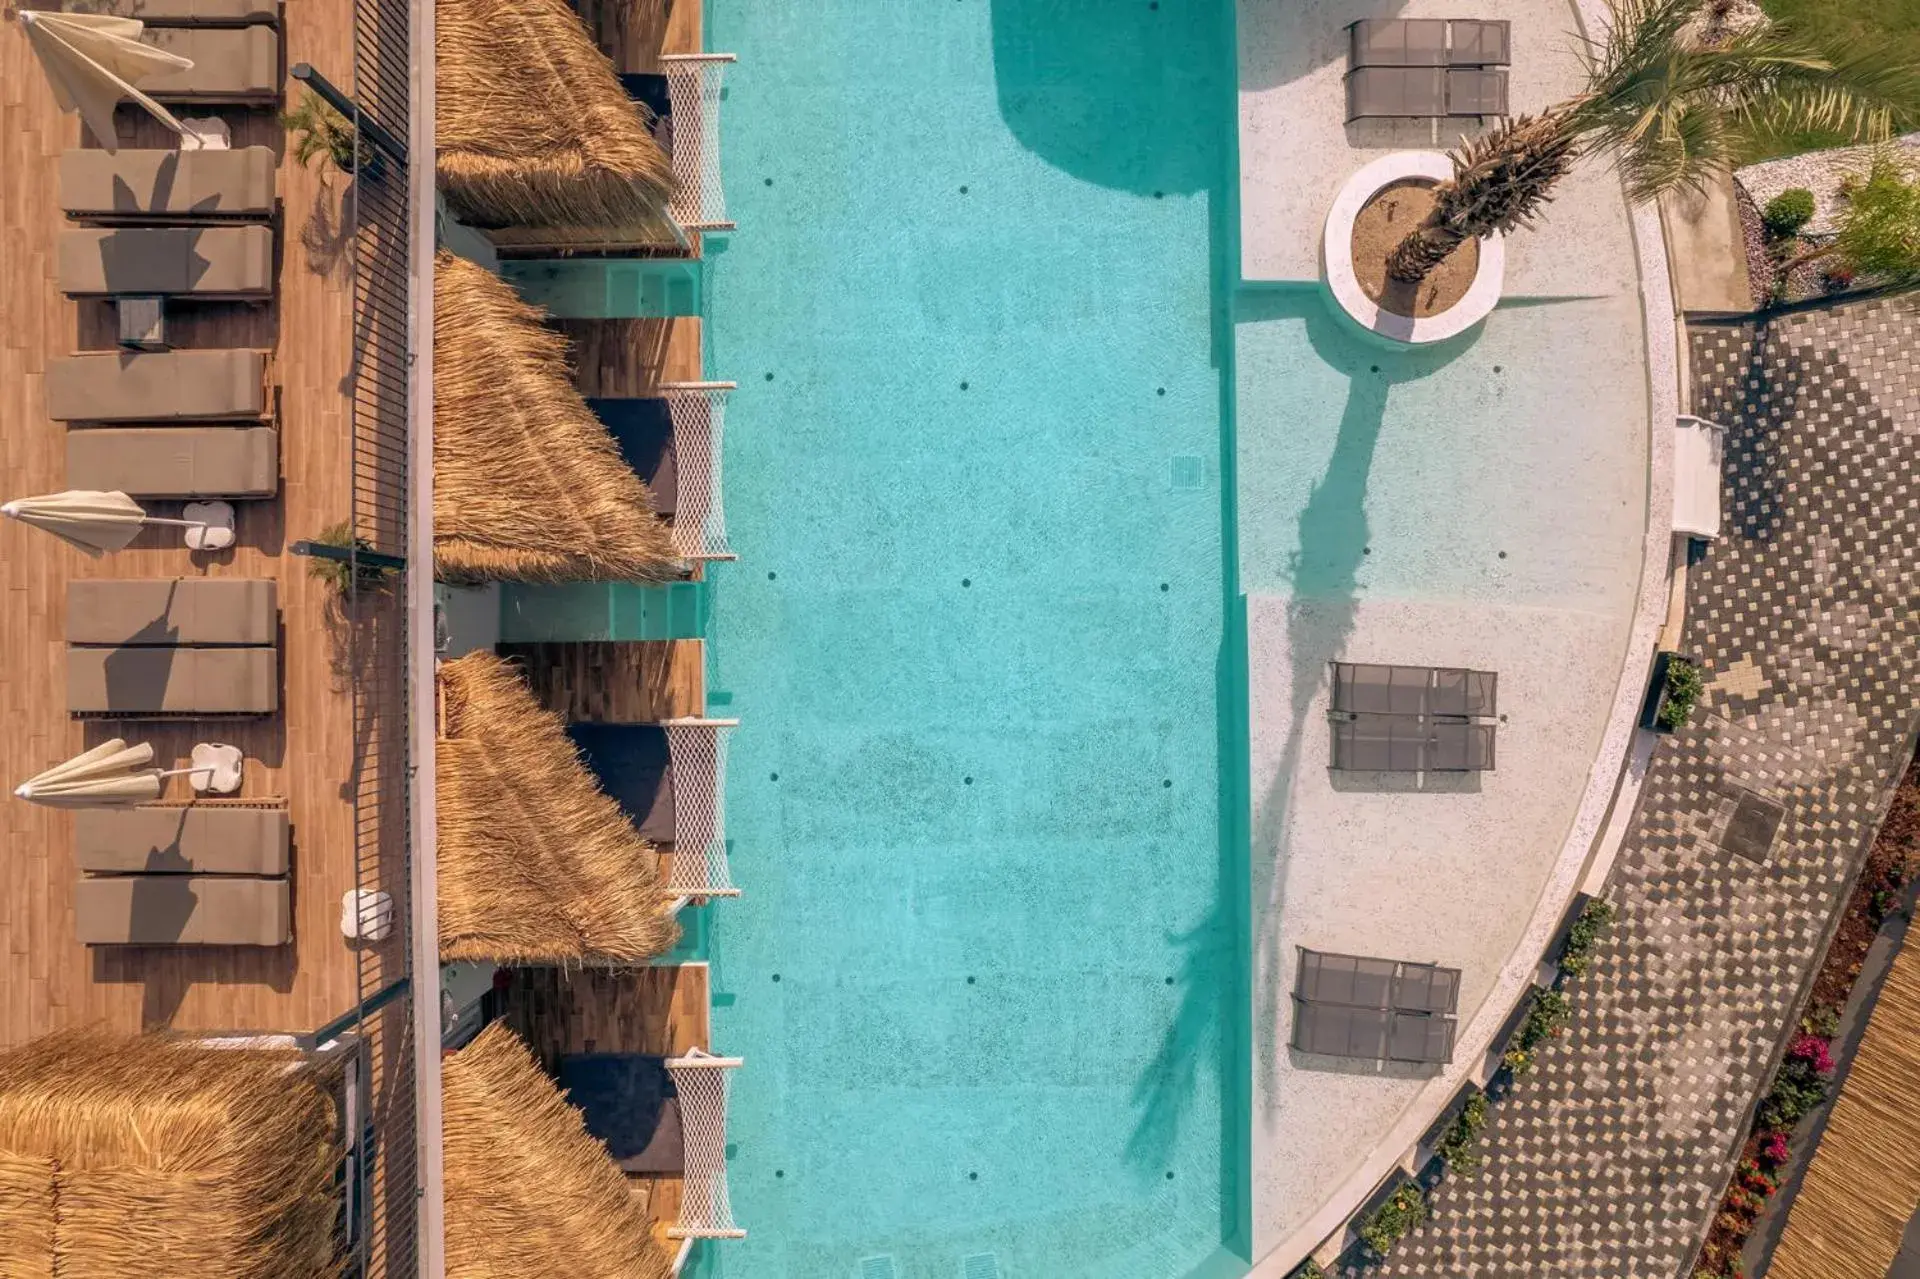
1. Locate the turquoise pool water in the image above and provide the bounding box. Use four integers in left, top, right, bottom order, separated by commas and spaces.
696, 1, 1246, 1276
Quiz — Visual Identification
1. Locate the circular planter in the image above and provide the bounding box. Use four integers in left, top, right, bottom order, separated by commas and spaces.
1322, 151, 1505, 346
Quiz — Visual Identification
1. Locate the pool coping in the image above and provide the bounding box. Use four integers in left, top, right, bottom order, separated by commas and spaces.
1245, 0, 1681, 1268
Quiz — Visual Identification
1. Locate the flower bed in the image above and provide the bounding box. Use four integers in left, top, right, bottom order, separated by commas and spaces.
1691, 748, 1920, 1279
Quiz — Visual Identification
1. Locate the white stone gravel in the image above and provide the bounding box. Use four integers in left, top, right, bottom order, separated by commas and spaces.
1735, 132, 1920, 235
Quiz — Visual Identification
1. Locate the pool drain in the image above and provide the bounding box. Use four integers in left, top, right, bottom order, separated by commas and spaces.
961, 1254, 1001, 1279
858, 1256, 898, 1279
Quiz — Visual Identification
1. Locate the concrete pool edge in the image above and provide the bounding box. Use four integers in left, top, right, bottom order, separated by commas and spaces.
1243, 28, 1682, 1279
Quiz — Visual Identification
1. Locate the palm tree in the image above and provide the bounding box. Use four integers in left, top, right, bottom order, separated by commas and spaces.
1385, 0, 1920, 284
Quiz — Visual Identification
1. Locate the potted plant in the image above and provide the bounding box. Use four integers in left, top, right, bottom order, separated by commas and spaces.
1325, 0, 1920, 345
281, 90, 380, 179
1641, 651, 1704, 732
305, 521, 396, 594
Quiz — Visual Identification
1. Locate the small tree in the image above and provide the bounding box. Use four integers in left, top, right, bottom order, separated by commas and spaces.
281, 90, 361, 174
1780, 149, 1920, 284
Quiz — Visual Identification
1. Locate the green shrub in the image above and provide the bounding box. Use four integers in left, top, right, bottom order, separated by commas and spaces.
1762, 187, 1816, 238
1290, 1263, 1326, 1279
1659, 657, 1705, 729
305, 521, 394, 594
1359, 1183, 1426, 1255
1758, 1057, 1828, 1130
1435, 1090, 1489, 1173
1560, 898, 1617, 977
1801, 1001, 1842, 1038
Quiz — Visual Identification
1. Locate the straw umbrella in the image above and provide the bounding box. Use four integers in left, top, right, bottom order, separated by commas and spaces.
2, 490, 234, 555
16, 10, 191, 152
14, 739, 227, 807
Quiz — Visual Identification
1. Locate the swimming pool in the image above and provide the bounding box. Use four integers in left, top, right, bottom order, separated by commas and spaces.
698, 1, 1246, 1276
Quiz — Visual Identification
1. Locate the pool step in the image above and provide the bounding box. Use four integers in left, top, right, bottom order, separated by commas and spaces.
498, 580, 709, 642
961, 1254, 1001, 1279
499, 258, 704, 318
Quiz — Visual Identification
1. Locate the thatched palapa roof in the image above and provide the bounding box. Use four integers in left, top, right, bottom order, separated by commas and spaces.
436, 650, 680, 964
434, 251, 681, 584
0, 1030, 342, 1278
444, 1022, 675, 1279
435, 0, 678, 240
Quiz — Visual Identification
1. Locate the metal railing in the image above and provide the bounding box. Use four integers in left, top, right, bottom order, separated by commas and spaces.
339, 0, 420, 1263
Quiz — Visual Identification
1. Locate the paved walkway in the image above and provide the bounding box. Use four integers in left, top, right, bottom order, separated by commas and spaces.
1359, 295, 1920, 1278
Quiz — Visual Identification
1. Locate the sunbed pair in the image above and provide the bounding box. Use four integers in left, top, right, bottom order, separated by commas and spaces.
49, 350, 278, 498
73, 806, 291, 946
67, 578, 279, 716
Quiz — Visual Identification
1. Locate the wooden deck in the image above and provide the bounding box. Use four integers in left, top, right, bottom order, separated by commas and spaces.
499, 962, 713, 1244
0, 2, 392, 1044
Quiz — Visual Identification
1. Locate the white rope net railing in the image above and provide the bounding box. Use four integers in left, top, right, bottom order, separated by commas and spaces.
665, 718, 741, 899
661, 54, 736, 232
662, 381, 735, 561
665, 1048, 745, 1239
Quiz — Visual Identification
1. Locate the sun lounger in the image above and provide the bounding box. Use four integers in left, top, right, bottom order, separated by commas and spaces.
67, 645, 278, 715
93, 0, 280, 24
68, 427, 278, 498
1330, 662, 1497, 719
587, 397, 679, 516
137, 27, 279, 102
60, 147, 276, 220
568, 722, 676, 841
74, 874, 289, 945
1446, 67, 1508, 118
1348, 19, 1448, 69
47, 349, 267, 421
1330, 714, 1495, 772
1448, 19, 1511, 66
1345, 66, 1447, 121
1292, 949, 1461, 1063
557, 1054, 685, 1174
68, 579, 278, 647
59, 225, 273, 299
74, 806, 290, 875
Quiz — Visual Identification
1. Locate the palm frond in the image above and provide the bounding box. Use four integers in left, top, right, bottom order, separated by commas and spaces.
1434, 113, 1585, 239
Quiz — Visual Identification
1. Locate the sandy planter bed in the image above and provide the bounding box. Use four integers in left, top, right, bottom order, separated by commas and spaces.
1323, 151, 1504, 346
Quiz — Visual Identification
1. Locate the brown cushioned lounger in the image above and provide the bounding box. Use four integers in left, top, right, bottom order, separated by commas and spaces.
137, 27, 279, 101
74, 875, 289, 945
67, 645, 279, 715
60, 147, 276, 220
68, 579, 278, 647
75, 807, 290, 875
68, 427, 279, 498
59, 225, 273, 298
92, 0, 280, 24
47, 349, 267, 421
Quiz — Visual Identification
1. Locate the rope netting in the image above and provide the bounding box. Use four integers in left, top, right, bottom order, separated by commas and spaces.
662, 381, 734, 560
665, 719, 740, 898
662, 54, 736, 232
665, 1049, 746, 1240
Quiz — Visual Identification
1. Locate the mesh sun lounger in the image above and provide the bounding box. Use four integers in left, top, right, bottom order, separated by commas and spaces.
59, 225, 273, 299
67, 645, 278, 715
75, 806, 290, 875
1331, 663, 1498, 719
1446, 68, 1508, 117
1293, 949, 1462, 1063
1345, 66, 1447, 121
1348, 19, 1448, 69
47, 349, 267, 421
60, 147, 276, 220
136, 27, 279, 102
558, 1054, 685, 1174
68, 427, 279, 498
92, 0, 280, 23
1330, 714, 1495, 771
74, 874, 289, 945
587, 397, 679, 517
1448, 19, 1511, 65
68, 579, 278, 647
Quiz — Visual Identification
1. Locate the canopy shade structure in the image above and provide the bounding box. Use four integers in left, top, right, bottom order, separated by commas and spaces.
444, 1022, 676, 1279
0, 1030, 342, 1277
15, 739, 163, 806
17, 11, 189, 152
436, 651, 680, 964
434, 0, 678, 241
433, 252, 681, 584
2, 489, 222, 555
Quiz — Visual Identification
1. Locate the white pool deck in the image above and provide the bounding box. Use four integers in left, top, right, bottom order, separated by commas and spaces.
1235, 0, 1680, 1270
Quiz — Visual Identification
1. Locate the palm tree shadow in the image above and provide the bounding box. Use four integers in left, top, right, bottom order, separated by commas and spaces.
299, 171, 356, 280
1232, 286, 1476, 1101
